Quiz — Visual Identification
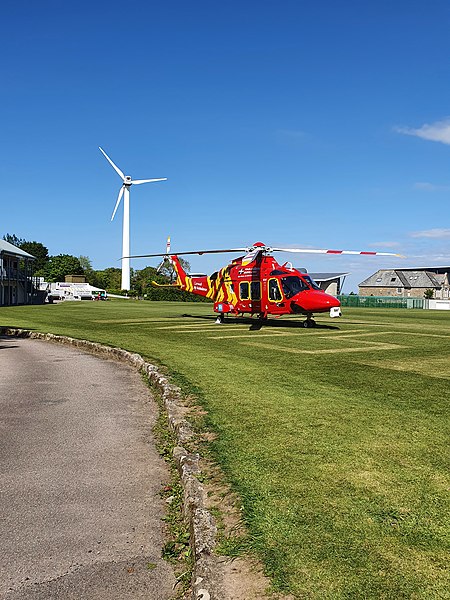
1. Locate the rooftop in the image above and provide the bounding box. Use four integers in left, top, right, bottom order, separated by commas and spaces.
309, 272, 349, 282
0, 239, 35, 259
359, 269, 445, 289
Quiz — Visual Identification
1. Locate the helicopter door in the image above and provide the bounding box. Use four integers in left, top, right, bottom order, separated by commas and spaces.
239, 281, 261, 314
250, 281, 262, 315
268, 278, 282, 301
266, 278, 286, 315
239, 281, 250, 313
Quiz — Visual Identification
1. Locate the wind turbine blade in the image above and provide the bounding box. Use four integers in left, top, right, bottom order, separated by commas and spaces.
99, 147, 126, 180
131, 178, 167, 185
111, 186, 125, 221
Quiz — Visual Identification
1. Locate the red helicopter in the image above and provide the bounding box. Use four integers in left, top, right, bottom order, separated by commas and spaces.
127, 240, 400, 327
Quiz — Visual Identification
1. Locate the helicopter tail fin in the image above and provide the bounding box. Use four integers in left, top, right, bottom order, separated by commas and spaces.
170, 255, 188, 287
170, 255, 212, 298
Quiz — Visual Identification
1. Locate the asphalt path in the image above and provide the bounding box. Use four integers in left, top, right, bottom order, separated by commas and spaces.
0, 336, 176, 599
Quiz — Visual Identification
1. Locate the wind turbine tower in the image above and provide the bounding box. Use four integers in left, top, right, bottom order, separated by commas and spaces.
99, 147, 167, 291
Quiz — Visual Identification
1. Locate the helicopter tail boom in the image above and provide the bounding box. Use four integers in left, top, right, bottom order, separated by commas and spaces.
170, 255, 238, 308
170, 255, 210, 298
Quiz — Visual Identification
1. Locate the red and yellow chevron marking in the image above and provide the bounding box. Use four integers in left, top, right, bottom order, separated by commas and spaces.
171, 256, 237, 307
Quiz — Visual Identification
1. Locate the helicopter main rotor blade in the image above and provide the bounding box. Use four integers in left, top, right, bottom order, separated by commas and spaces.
131, 178, 168, 185
123, 247, 249, 259
99, 147, 126, 180
242, 247, 264, 266
111, 186, 125, 221
271, 247, 403, 257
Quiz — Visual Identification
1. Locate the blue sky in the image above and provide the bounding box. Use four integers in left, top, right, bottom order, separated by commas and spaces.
2, 0, 450, 292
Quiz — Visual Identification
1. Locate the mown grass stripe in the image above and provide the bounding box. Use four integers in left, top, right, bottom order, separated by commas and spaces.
1, 301, 448, 599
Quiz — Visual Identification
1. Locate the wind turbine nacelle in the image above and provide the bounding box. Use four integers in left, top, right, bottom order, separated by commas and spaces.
124, 175, 132, 184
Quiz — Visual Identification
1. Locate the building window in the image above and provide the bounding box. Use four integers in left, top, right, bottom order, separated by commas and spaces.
397, 287, 402, 294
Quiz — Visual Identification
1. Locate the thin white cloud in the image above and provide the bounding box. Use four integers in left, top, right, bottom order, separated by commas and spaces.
368, 241, 401, 249
413, 182, 450, 192
406, 253, 450, 264
395, 117, 450, 145
410, 228, 450, 239
276, 129, 306, 139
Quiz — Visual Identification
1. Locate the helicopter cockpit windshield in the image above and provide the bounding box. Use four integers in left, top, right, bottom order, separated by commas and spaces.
303, 275, 321, 290
281, 276, 309, 298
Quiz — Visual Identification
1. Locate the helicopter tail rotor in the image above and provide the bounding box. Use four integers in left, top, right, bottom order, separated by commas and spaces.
156, 236, 172, 273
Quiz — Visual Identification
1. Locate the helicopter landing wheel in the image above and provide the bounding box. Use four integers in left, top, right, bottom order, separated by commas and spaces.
303, 318, 316, 328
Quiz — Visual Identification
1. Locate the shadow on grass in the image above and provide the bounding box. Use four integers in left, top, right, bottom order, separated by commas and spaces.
181, 314, 340, 331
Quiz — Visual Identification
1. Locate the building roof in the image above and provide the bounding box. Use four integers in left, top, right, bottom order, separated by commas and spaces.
309, 272, 349, 282
433, 274, 447, 284
397, 265, 450, 274
359, 269, 442, 289
0, 239, 35, 259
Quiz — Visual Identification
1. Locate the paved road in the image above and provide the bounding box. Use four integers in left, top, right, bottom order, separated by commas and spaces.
0, 336, 176, 599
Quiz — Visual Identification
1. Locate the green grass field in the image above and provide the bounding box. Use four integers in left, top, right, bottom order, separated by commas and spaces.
1, 300, 449, 599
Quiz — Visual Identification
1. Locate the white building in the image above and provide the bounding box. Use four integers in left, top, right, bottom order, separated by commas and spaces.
37, 279, 106, 301
0, 240, 37, 306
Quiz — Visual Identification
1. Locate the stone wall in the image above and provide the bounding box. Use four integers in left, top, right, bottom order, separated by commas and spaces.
358, 287, 432, 298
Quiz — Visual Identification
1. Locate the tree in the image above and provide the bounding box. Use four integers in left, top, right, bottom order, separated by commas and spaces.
3, 234, 50, 274
93, 267, 122, 291
20, 241, 49, 272
3, 233, 26, 247
129, 263, 211, 302
41, 254, 84, 282
131, 266, 161, 296
424, 288, 434, 299
78, 255, 98, 285
157, 257, 191, 282
78, 255, 93, 273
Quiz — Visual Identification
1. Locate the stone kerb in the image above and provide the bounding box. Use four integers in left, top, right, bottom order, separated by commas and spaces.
1, 328, 222, 600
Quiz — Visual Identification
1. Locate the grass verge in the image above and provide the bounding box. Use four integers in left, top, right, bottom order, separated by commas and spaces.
143, 371, 193, 598
1, 300, 449, 599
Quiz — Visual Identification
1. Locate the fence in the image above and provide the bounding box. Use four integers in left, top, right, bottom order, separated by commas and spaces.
338, 295, 425, 309
425, 299, 450, 310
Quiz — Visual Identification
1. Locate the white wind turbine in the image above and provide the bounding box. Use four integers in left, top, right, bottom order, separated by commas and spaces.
99, 147, 167, 291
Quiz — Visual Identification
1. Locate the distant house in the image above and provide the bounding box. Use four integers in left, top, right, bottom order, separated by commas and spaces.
309, 272, 349, 296
0, 239, 36, 306
359, 267, 450, 299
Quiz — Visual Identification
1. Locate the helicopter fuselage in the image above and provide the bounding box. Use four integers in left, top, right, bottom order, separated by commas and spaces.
171, 252, 341, 323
